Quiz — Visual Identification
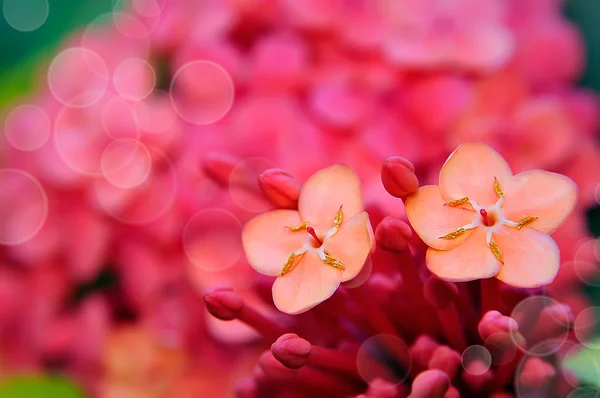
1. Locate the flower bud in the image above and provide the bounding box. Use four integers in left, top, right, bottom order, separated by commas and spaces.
478, 311, 519, 341
518, 357, 556, 389
410, 335, 439, 370
366, 378, 399, 397
258, 168, 300, 209
428, 345, 461, 379
202, 153, 237, 187
375, 217, 412, 252
409, 370, 450, 398
271, 334, 311, 369
203, 287, 244, 321
381, 157, 419, 198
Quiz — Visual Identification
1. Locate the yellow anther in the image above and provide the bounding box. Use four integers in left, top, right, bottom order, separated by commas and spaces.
445, 197, 470, 207
489, 241, 504, 264
333, 206, 343, 228
494, 177, 504, 198
323, 253, 345, 271
281, 253, 297, 276
439, 227, 466, 240
517, 216, 538, 230
288, 222, 308, 231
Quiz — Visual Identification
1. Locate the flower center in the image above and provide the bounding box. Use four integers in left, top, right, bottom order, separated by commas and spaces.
306, 226, 323, 247
480, 209, 497, 227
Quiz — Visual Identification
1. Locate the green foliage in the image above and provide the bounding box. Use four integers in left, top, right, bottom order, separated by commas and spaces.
0, 0, 114, 111
0, 375, 87, 398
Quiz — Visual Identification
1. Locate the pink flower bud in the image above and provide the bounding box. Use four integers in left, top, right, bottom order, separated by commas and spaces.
271, 333, 311, 369
410, 335, 439, 371
424, 277, 459, 310
366, 378, 399, 397
381, 157, 419, 198
478, 311, 519, 341
518, 357, 556, 389
258, 168, 300, 209
444, 386, 460, 398
428, 345, 461, 379
409, 369, 450, 398
375, 217, 412, 252
203, 287, 244, 321
201, 153, 237, 187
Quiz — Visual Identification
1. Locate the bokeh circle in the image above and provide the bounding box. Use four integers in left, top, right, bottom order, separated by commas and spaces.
170, 60, 235, 125
113, 58, 156, 101
228, 157, 277, 213
574, 307, 600, 349
356, 334, 411, 386
100, 139, 152, 188
48, 47, 109, 108
183, 209, 243, 273
0, 169, 48, 245
509, 295, 570, 356
94, 146, 177, 225
461, 345, 492, 375
484, 332, 519, 366
2, 0, 49, 32
4, 104, 51, 151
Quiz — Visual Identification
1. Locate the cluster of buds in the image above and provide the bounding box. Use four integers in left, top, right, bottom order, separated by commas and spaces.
205, 156, 584, 397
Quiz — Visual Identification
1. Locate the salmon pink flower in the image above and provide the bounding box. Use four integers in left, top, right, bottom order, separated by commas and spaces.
242, 165, 373, 314
405, 142, 577, 287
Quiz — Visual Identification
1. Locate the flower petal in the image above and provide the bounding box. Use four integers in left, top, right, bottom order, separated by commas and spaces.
272, 252, 343, 314
439, 142, 513, 208
298, 164, 363, 234
324, 211, 372, 282
426, 227, 501, 282
494, 226, 560, 288
501, 170, 578, 234
242, 210, 306, 277
405, 185, 477, 250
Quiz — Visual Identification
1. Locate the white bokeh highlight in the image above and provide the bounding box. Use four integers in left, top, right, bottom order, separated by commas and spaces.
170, 60, 235, 125
183, 209, 243, 272
0, 169, 48, 245
2, 0, 49, 32
113, 58, 156, 101
48, 47, 109, 108
4, 104, 51, 151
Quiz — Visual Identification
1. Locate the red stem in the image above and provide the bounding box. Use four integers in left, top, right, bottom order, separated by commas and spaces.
309, 345, 361, 379
437, 304, 468, 351
239, 304, 287, 342
481, 278, 499, 315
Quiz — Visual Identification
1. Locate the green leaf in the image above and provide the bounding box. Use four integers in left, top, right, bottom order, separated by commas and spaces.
0, 375, 87, 398
562, 340, 600, 387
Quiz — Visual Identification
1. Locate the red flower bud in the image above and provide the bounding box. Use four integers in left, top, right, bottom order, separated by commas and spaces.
375, 217, 412, 252
381, 156, 419, 198
258, 168, 301, 209
271, 333, 311, 369
203, 287, 244, 320
409, 370, 450, 398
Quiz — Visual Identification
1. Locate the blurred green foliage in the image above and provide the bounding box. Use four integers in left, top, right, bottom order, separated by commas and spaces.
565, 0, 600, 92
0, 375, 86, 398
0, 0, 113, 110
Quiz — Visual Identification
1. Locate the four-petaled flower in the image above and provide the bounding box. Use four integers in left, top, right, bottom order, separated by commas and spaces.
405, 142, 578, 287
242, 165, 373, 314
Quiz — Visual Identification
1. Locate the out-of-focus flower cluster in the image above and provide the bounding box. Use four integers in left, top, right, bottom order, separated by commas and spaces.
0, 0, 599, 396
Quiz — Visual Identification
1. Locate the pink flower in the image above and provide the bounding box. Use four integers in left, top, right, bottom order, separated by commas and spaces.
383, 0, 514, 71
242, 165, 373, 314
405, 142, 577, 287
